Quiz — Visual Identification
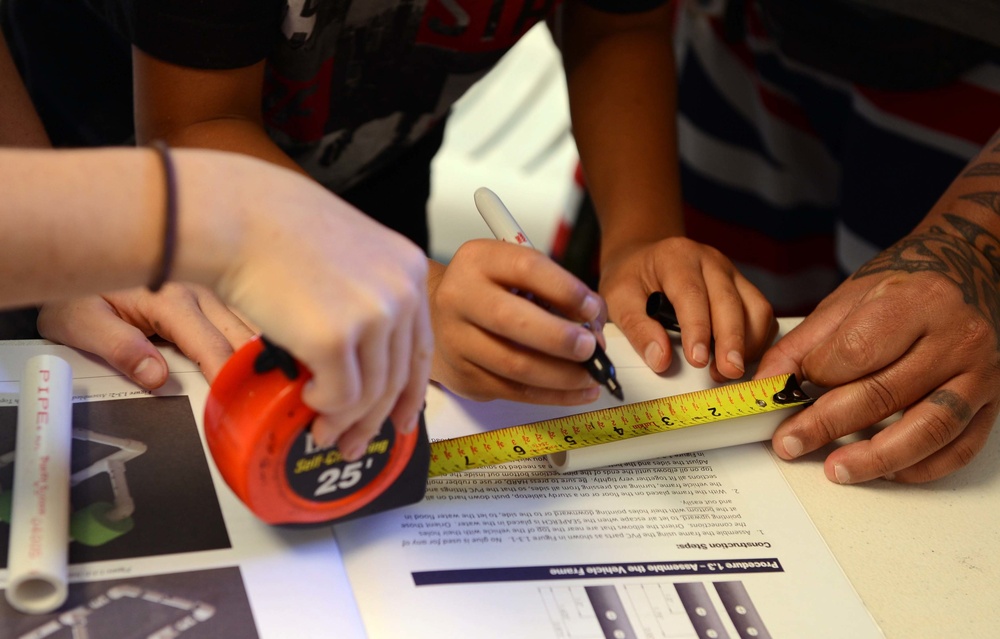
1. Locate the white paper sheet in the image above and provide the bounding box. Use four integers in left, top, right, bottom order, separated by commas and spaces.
334, 326, 884, 638
0, 326, 885, 638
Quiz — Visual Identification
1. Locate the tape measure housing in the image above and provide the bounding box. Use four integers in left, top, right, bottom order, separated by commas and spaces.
204, 336, 429, 526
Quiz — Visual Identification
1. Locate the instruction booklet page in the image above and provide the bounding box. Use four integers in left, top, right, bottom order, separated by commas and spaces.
334, 330, 884, 639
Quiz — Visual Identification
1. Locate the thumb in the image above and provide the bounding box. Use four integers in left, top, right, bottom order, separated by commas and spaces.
613, 295, 675, 373
754, 314, 839, 382
38, 297, 169, 389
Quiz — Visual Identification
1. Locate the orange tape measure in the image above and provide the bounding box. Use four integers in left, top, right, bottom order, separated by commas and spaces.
204, 336, 429, 526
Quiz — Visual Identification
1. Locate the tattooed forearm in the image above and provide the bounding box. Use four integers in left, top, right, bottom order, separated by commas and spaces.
959, 191, 1000, 216
945, 214, 1000, 272
852, 157, 1000, 345
963, 162, 1000, 178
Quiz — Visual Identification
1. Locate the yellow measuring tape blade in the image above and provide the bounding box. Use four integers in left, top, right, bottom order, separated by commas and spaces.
427, 373, 811, 477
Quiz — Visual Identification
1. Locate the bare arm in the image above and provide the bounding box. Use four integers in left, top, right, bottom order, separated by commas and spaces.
132, 47, 303, 174
561, 4, 775, 380
0, 148, 164, 303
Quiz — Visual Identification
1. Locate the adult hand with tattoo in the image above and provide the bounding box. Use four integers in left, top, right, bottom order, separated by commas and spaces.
755, 143, 1000, 484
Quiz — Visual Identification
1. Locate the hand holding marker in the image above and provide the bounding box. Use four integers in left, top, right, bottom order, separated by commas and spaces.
473, 187, 624, 401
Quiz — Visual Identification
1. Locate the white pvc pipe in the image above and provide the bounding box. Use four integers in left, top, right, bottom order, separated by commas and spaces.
6, 355, 73, 614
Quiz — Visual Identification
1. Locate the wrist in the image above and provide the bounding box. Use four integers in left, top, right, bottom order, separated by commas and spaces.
145, 141, 178, 292
169, 149, 247, 290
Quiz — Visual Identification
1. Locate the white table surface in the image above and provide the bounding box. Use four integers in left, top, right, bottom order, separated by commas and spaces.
776, 415, 999, 638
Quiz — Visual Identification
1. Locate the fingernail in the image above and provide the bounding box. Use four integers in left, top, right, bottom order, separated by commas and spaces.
726, 350, 745, 373
580, 294, 601, 321
342, 440, 368, 462
782, 435, 804, 457
692, 343, 709, 366
312, 426, 337, 450
574, 331, 597, 359
644, 342, 664, 369
883, 471, 896, 481
133, 357, 164, 387
834, 464, 851, 484
402, 413, 419, 434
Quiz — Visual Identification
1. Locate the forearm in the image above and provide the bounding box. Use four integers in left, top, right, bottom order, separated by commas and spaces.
141, 116, 308, 178
913, 129, 1000, 239
131, 49, 308, 178
562, 5, 681, 263
0, 148, 241, 307
869, 128, 1000, 318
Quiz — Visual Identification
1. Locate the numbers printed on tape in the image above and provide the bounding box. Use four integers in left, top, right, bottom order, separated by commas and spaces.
427, 374, 811, 477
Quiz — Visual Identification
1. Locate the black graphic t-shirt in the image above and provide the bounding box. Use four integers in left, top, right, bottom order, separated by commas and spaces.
4, 0, 663, 193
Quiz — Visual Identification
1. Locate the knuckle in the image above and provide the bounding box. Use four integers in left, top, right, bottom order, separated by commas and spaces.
399, 243, 429, 276
160, 282, 199, 304
717, 286, 743, 308
915, 408, 958, 450
387, 354, 410, 389
311, 325, 353, 358
508, 249, 542, 283
350, 300, 392, 334
896, 465, 936, 484
383, 277, 421, 316
108, 340, 143, 369
322, 378, 362, 411
497, 350, 533, 381
948, 437, 980, 472
339, 381, 364, 408
518, 384, 549, 404
447, 242, 487, 276
808, 410, 843, 444
618, 306, 652, 337
857, 374, 902, 419
490, 301, 532, 334
750, 291, 774, 317
675, 279, 706, 303
455, 238, 491, 261
955, 315, 993, 352
863, 446, 897, 478
830, 325, 879, 371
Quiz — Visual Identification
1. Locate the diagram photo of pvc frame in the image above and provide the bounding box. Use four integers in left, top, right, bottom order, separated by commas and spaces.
0, 396, 230, 564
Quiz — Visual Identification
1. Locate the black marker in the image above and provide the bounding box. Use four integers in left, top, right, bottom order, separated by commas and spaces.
646, 291, 680, 332
474, 187, 624, 401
